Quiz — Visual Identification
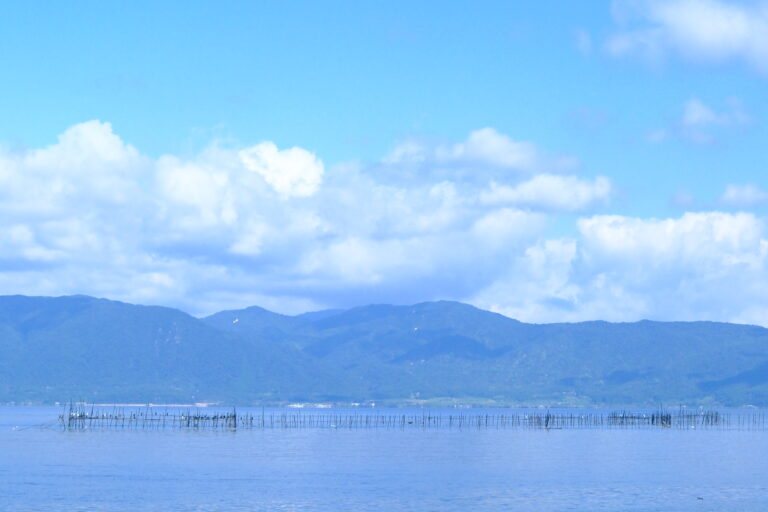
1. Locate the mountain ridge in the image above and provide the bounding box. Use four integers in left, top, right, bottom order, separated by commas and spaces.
2, 294, 768, 406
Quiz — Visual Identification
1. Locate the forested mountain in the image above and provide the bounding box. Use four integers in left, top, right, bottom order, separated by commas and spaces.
2, 295, 768, 405
0, 295, 353, 403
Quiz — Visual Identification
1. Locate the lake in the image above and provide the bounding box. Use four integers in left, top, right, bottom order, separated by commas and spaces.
2, 406, 767, 511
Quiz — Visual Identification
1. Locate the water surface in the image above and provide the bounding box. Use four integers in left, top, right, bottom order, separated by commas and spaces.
2, 406, 766, 511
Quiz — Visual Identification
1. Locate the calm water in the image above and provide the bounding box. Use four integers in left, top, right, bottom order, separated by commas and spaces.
2, 406, 767, 512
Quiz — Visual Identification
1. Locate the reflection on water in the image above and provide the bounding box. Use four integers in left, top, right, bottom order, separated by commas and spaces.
2, 406, 767, 511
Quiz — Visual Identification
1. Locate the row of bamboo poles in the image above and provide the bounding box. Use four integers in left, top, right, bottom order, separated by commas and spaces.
58, 404, 768, 431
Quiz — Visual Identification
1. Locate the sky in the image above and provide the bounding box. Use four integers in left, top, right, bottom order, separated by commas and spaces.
1, 0, 768, 324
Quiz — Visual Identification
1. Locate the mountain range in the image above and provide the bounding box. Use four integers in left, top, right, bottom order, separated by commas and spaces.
2, 294, 768, 406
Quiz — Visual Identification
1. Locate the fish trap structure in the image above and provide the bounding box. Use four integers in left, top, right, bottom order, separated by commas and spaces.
58, 404, 768, 431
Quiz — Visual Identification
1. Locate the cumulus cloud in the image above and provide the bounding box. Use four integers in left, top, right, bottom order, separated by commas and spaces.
0, 121, 147, 214
607, 0, 768, 72
469, 239, 582, 322
25, 120, 142, 172
379, 128, 581, 194
435, 128, 539, 169
479, 175, 611, 212
5, 121, 768, 326
2, 121, 582, 315
239, 141, 324, 198
156, 155, 239, 229
0, 122, 150, 273
385, 127, 540, 172
577, 211, 763, 268
575, 211, 768, 323
473, 212, 768, 325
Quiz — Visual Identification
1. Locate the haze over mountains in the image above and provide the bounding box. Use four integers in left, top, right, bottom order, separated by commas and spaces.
2, 295, 768, 406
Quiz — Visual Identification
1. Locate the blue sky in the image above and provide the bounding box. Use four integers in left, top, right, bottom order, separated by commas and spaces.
1, 0, 768, 323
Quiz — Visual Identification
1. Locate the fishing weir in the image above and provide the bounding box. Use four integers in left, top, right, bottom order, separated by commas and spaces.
58, 404, 768, 431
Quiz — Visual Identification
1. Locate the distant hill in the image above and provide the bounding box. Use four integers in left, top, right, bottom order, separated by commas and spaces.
2, 295, 768, 405
204, 301, 768, 406
0, 295, 354, 403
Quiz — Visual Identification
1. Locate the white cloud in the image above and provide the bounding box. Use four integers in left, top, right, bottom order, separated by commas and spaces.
577, 211, 763, 268
721, 184, 768, 206
6, 122, 768, 326
228, 219, 272, 256
607, 0, 768, 72
469, 239, 581, 322
0, 120, 147, 214
25, 120, 142, 172
471, 208, 547, 247
379, 128, 582, 200
1, 122, 573, 315
479, 174, 611, 212
156, 155, 238, 229
0, 224, 61, 262
292, 207, 545, 304
473, 212, 768, 324
436, 128, 539, 169
385, 128, 541, 172
239, 141, 324, 198
573, 211, 768, 322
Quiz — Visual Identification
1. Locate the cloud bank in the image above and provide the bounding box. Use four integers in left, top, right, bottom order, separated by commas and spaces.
1, 121, 766, 325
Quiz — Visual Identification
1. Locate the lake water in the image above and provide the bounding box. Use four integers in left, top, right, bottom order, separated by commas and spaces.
2, 406, 767, 511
